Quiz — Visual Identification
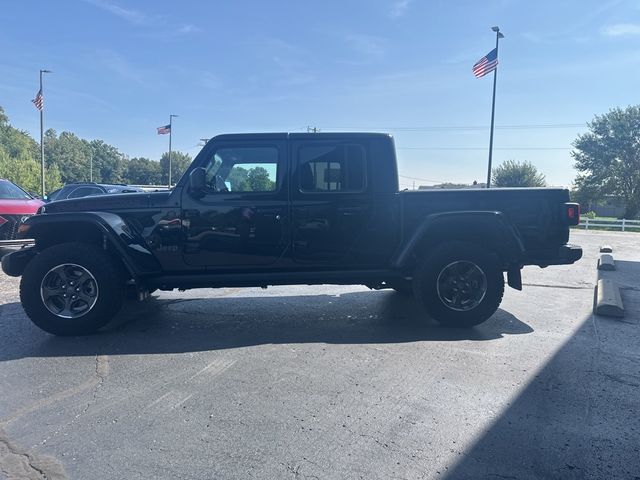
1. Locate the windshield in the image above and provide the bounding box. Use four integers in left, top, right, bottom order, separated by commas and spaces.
0, 180, 31, 200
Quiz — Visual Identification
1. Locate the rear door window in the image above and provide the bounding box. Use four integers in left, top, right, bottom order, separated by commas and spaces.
298, 144, 366, 193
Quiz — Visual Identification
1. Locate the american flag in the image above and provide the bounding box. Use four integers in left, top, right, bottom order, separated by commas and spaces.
157, 124, 171, 135
31, 88, 44, 111
472, 48, 498, 78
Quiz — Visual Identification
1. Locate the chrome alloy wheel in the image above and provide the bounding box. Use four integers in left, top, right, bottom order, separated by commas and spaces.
436, 260, 487, 312
40, 264, 99, 319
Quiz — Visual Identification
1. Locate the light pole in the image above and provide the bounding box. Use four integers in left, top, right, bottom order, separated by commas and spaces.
486, 26, 504, 188
168, 114, 178, 187
39, 69, 52, 196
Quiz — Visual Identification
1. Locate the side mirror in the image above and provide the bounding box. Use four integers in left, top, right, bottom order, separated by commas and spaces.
189, 167, 206, 194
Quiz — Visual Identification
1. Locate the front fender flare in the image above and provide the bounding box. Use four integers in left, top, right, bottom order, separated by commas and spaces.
21, 212, 161, 276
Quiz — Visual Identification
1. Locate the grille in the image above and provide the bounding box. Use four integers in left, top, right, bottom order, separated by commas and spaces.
0, 214, 32, 240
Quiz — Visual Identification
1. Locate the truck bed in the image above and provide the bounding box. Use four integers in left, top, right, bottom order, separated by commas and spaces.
399, 187, 571, 255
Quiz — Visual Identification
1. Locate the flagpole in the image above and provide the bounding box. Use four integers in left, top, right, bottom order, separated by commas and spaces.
38, 70, 51, 197
168, 114, 178, 187
486, 27, 504, 188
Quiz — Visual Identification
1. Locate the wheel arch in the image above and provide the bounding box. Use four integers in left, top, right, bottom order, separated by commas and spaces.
391, 211, 526, 272
19, 212, 160, 278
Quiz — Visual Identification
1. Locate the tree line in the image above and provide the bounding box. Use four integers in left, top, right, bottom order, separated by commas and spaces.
0, 106, 191, 194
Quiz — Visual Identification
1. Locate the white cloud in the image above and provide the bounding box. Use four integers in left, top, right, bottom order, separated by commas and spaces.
95, 50, 147, 84
199, 72, 222, 90
84, 0, 150, 25
601, 23, 640, 37
84, 0, 200, 35
345, 33, 387, 56
177, 24, 201, 35
390, 0, 412, 18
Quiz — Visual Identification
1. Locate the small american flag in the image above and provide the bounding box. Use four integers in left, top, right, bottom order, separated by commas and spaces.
157, 124, 171, 135
32, 88, 44, 111
472, 48, 498, 78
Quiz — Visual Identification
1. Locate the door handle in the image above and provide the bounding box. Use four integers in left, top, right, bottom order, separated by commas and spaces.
338, 207, 363, 216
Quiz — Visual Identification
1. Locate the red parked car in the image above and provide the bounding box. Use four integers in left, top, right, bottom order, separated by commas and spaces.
0, 179, 43, 243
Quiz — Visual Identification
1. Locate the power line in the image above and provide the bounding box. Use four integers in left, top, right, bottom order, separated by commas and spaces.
399, 174, 445, 184
397, 146, 571, 151
319, 123, 585, 132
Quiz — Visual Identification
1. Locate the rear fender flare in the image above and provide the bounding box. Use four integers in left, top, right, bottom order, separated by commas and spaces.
391, 211, 525, 270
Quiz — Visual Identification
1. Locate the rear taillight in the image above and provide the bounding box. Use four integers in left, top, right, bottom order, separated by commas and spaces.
565, 203, 580, 226
0, 216, 7, 227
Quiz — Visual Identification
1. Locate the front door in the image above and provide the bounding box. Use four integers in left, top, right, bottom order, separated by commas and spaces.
181, 140, 289, 268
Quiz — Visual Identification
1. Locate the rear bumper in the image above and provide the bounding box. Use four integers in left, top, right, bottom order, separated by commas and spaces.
526, 243, 583, 267
1, 246, 36, 277
559, 244, 583, 264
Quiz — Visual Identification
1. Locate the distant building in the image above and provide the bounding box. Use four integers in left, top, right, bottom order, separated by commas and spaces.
583, 196, 627, 218
418, 181, 486, 190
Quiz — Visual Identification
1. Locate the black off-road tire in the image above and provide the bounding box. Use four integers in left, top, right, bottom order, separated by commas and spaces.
20, 242, 124, 336
413, 242, 504, 328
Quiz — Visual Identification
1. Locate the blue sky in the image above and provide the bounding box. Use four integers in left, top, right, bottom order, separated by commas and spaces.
2, 0, 639, 187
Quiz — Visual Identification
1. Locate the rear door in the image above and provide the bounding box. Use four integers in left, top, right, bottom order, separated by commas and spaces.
181, 140, 289, 268
291, 139, 375, 267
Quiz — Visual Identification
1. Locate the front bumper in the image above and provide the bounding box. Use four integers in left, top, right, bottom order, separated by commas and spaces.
1, 247, 36, 277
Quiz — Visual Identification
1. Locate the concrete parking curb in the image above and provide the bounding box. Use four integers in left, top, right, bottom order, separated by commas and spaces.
595, 278, 625, 318
597, 253, 616, 271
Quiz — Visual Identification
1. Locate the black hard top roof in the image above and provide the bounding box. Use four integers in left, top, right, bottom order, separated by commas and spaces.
211, 132, 393, 142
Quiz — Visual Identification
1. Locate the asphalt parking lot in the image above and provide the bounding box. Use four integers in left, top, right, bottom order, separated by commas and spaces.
1, 230, 639, 480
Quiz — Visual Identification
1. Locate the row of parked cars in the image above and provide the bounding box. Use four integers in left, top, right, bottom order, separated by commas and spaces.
0, 179, 149, 243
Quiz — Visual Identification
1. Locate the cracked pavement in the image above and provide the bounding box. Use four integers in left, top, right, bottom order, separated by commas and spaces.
0, 230, 639, 479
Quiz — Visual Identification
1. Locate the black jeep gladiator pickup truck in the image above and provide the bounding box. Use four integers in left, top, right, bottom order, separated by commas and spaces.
2, 133, 582, 335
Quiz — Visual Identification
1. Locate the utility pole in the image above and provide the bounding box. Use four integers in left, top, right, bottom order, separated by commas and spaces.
486, 26, 504, 188
168, 114, 178, 187
37, 69, 52, 197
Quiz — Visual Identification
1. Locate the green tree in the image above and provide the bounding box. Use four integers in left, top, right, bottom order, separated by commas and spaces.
0, 107, 39, 161
573, 105, 640, 218
492, 160, 547, 188
227, 166, 249, 191
247, 166, 275, 191
89, 139, 125, 183
570, 177, 600, 213
160, 151, 192, 185
0, 149, 62, 195
45, 130, 92, 183
0, 107, 62, 194
124, 157, 162, 185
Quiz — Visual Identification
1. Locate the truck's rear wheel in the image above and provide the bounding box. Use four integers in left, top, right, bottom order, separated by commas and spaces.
413, 242, 504, 328
20, 242, 124, 336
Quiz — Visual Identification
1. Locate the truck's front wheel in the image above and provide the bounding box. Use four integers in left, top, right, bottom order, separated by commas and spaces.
20, 242, 124, 336
413, 242, 504, 328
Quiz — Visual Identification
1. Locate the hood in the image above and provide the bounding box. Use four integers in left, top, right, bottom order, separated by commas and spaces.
45, 191, 172, 213
0, 198, 44, 215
